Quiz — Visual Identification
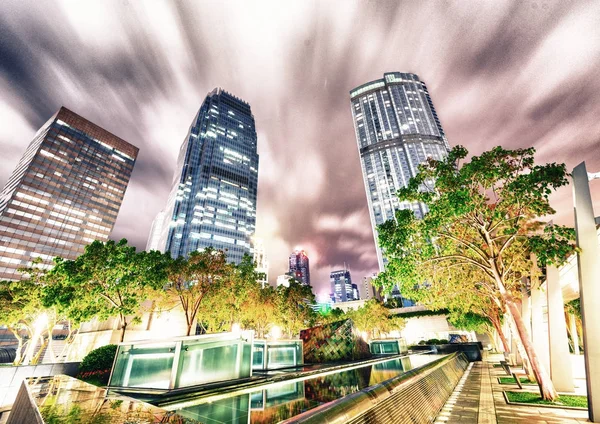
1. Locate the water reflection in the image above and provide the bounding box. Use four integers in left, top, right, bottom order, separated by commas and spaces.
173, 354, 440, 424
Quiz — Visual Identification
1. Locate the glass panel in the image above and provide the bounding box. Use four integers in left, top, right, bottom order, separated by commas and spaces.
267, 346, 297, 368
110, 342, 176, 389
252, 346, 264, 368
177, 341, 241, 388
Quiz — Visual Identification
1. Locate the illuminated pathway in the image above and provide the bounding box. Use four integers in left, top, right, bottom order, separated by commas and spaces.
435, 356, 589, 424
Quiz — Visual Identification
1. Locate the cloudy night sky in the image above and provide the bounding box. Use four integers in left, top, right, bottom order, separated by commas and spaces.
1, 0, 599, 299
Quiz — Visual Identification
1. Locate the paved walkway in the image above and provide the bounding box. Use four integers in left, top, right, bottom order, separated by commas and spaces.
435, 356, 589, 424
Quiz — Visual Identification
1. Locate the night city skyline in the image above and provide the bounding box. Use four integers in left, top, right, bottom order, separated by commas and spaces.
1, 1, 600, 300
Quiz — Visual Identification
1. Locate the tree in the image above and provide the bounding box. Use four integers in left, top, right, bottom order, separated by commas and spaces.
376, 146, 576, 400
448, 311, 499, 350
316, 307, 346, 326
348, 300, 406, 340
0, 279, 42, 365
46, 239, 168, 342
198, 253, 262, 334
242, 286, 278, 338
165, 248, 232, 336
275, 280, 316, 338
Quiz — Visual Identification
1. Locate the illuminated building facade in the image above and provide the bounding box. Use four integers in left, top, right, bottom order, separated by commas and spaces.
350, 72, 450, 304
146, 210, 165, 251
330, 269, 358, 303
0, 107, 138, 280
160, 88, 259, 264
252, 237, 269, 288
288, 249, 310, 286
362, 273, 383, 301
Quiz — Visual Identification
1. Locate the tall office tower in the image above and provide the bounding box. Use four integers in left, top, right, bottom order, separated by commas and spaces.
252, 237, 269, 288
362, 273, 383, 301
161, 88, 259, 264
146, 210, 166, 251
350, 72, 450, 300
0, 107, 138, 281
330, 269, 357, 303
288, 249, 310, 286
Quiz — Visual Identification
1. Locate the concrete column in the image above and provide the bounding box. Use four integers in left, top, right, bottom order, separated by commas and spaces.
573, 162, 600, 422
570, 313, 580, 356
531, 285, 550, 374
546, 265, 574, 392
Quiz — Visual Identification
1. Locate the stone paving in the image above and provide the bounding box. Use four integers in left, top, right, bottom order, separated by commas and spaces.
435, 356, 590, 424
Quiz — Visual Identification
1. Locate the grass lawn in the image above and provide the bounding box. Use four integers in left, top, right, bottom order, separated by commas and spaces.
498, 376, 536, 385
493, 363, 504, 368
505, 391, 587, 408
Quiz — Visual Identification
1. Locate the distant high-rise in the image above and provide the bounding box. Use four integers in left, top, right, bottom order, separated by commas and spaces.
289, 249, 310, 286
350, 72, 450, 301
0, 107, 138, 280
146, 210, 165, 251
330, 269, 357, 303
362, 273, 383, 301
252, 237, 269, 288
159, 88, 259, 264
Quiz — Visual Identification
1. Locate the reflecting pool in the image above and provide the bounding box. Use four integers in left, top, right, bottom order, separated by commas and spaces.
167, 354, 442, 424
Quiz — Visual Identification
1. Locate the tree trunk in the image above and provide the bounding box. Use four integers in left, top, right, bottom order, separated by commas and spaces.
503, 292, 557, 400
10, 328, 23, 366
485, 330, 499, 352
120, 320, 128, 343
504, 309, 535, 380
490, 315, 510, 353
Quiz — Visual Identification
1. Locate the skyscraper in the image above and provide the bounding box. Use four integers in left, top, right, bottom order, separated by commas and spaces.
330, 269, 357, 303
252, 237, 269, 288
0, 107, 138, 281
289, 249, 310, 286
362, 273, 383, 301
350, 72, 450, 300
146, 210, 165, 251
159, 88, 259, 264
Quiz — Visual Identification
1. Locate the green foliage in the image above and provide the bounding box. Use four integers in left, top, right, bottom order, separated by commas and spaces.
164, 247, 233, 336
395, 309, 449, 319
79, 344, 118, 374
565, 298, 581, 319
347, 300, 406, 339
44, 239, 169, 341
275, 280, 317, 338
374, 145, 574, 401
376, 145, 574, 300
317, 307, 347, 325
448, 311, 493, 334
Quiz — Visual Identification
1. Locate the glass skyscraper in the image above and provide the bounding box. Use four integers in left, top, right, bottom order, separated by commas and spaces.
288, 249, 310, 286
330, 269, 358, 303
0, 107, 138, 280
158, 88, 259, 264
350, 72, 450, 295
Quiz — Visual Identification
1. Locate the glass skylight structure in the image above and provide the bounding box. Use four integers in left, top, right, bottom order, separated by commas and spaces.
350, 73, 450, 300
158, 88, 259, 264
0, 107, 138, 280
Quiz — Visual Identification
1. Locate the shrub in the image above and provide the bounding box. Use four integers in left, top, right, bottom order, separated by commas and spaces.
80, 344, 118, 373
78, 344, 117, 386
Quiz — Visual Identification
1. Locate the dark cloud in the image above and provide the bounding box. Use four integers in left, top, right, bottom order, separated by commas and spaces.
1, 0, 599, 296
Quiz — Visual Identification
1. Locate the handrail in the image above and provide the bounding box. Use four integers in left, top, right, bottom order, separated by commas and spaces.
282, 352, 466, 423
